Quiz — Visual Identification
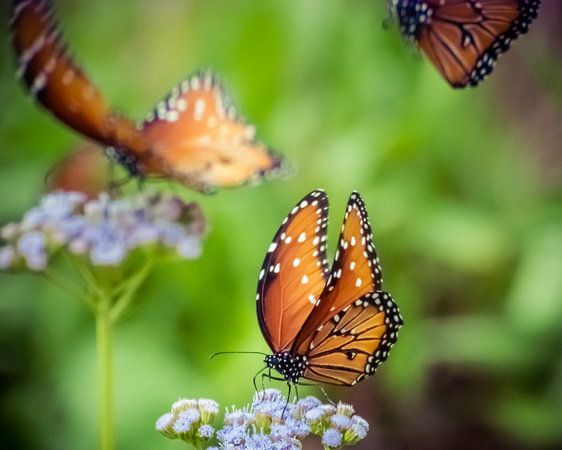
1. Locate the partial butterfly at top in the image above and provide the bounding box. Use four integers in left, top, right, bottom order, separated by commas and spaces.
389, 0, 541, 88
256, 190, 403, 387
10, 0, 287, 193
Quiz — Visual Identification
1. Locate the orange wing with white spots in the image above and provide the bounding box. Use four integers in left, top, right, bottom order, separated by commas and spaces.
258, 190, 403, 386
139, 72, 287, 193
257, 190, 330, 354
290, 191, 402, 385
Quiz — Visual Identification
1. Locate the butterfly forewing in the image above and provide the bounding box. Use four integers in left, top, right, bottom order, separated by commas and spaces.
392, 0, 541, 87
293, 191, 382, 352
302, 292, 402, 385
257, 190, 330, 354
10, 0, 118, 144
139, 72, 287, 192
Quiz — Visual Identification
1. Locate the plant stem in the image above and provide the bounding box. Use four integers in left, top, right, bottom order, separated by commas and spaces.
96, 290, 114, 450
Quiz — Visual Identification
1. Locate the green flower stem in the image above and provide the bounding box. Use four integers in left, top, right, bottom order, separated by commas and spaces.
110, 260, 154, 322
96, 288, 114, 450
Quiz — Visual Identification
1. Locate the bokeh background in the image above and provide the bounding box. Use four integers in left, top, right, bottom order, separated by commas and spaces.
1, 1, 562, 449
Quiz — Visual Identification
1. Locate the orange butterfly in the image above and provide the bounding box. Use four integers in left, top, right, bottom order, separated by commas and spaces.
390, 0, 541, 88
11, 0, 288, 193
257, 190, 402, 386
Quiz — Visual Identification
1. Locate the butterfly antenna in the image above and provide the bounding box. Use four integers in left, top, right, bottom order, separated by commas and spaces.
319, 386, 335, 405
209, 350, 268, 360
252, 366, 268, 394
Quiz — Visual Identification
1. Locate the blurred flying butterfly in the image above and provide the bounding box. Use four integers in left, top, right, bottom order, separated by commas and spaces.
389, 0, 541, 88
256, 190, 403, 387
45, 144, 110, 200
10, 0, 287, 193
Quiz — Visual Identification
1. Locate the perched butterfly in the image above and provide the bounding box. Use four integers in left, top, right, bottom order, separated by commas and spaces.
10, 0, 287, 193
389, 0, 541, 88
256, 190, 403, 387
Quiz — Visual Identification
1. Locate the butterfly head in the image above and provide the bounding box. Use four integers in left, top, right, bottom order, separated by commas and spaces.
265, 352, 308, 385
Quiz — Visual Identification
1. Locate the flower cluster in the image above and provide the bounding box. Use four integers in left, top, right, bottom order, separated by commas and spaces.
0, 191, 205, 270
156, 398, 220, 447
156, 389, 369, 449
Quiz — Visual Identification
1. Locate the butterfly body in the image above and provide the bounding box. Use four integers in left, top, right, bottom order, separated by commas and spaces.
390, 0, 541, 87
11, 0, 287, 193
257, 190, 402, 387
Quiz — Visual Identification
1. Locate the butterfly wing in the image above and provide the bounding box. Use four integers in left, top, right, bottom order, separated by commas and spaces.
46, 144, 110, 199
139, 72, 288, 192
10, 0, 126, 144
301, 292, 402, 385
391, 0, 541, 88
257, 190, 330, 354
292, 191, 402, 384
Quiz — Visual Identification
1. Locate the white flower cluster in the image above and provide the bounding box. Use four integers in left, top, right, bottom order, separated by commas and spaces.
156, 389, 369, 449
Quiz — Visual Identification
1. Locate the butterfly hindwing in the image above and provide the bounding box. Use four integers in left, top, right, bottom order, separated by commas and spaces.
257, 190, 330, 354
139, 72, 287, 193
10, 0, 119, 144
302, 291, 402, 385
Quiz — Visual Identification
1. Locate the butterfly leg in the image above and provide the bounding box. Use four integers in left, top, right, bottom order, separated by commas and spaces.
319, 386, 335, 405
282, 382, 292, 419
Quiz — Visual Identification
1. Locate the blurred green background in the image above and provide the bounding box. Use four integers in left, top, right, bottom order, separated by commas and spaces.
1, 0, 562, 449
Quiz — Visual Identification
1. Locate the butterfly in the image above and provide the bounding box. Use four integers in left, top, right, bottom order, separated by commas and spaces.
389, 0, 541, 88
10, 0, 287, 193
256, 190, 403, 386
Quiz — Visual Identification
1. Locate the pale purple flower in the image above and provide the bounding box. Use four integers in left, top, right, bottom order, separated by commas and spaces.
323, 428, 342, 447
157, 392, 368, 448
198, 424, 215, 438
18, 233, 46, 270
89, 224, 126, 265
251, 433, 274, 449
305, 407, 325, 422
156, 412, 174, 430
174, 409, 200, 433
0, 191, 205, 271
332, 414, 352, 429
